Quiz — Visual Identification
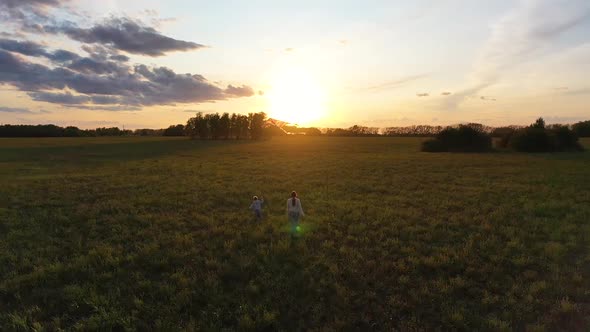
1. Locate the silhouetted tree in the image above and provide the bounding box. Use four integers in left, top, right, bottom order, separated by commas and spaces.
219, 113, 230, 139
572, 120, 590, 137
163, 124, 185, 136
238, 114, 250, 139
422, 125, 492, 152
229, 113, 239, 139
250, 112, 266, 140
196, 113, 209, 139
531, 117, 546, 129
508, 118, 582, 152
207, 113, 221, 139
134, 128, 164, 136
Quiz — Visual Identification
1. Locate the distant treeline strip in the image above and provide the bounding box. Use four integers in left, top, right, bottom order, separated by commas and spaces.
1, 118, 589, 138
185, 112, 266, 140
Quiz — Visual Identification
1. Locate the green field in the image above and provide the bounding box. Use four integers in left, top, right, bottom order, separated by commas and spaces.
1, 137, 589, 331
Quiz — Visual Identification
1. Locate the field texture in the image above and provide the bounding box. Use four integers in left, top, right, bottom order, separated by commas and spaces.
1, 137, 589, 331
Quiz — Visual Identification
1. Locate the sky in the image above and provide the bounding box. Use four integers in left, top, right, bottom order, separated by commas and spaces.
0, 0, 589, 129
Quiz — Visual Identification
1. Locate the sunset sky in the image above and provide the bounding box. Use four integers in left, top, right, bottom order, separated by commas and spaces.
0, 0, 589, 129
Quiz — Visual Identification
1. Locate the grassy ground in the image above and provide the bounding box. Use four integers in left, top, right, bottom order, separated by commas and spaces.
0, 136, 589, 331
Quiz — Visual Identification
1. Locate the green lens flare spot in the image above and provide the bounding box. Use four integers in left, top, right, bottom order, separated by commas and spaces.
296, 226, 301, 232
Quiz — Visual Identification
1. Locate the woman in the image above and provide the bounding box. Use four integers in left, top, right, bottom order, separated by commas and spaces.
287, 191, 304, 236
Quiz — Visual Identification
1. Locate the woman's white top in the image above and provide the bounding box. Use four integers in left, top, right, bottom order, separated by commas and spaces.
287, 198, 304, 216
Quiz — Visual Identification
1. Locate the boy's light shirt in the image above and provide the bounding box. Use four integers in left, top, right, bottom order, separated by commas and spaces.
250, 199, 263, 210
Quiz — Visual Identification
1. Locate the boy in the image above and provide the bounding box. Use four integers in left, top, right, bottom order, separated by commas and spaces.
249, 195, 264, 220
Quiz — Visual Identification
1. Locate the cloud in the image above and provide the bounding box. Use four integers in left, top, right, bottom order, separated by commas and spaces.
0, 48, 256, 109
366, 74, 428, 91
562, 87, 590, 96
63, 104, 141, 111
480, 96, 497, 101
52, 17, 205, 56
29, 91, 90, 104
67, 57, 124, 74
0, 106, 33, 113
109, 54, 129, 62
441, 92, 452, 96
225, 84, 255, 97
0, 38, 47, 57
284, 48, 294, 52
0, 0, 64, 8
0, 38, 84, 63
0, 4, 256, 112
0, 0, 71, 27
416, 93, 429, 97
448, 0, 590, 109
48, 49, 80, 62
543, 115, 589, 123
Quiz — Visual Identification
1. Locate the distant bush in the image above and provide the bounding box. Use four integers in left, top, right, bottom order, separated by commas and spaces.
495, 128, 517, 148
163, 124, 185, 136
508, 127, 552, 152
422, 125, 492, 152
572, 120, 590, 137
507, 118, 583, 152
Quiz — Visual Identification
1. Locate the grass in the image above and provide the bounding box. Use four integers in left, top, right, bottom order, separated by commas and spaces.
1, 136, 589, 331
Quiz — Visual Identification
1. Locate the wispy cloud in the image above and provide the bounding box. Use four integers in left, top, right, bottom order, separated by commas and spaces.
0, 106, 33, 114
447, 0, 590, 109
365, 74, 428, 91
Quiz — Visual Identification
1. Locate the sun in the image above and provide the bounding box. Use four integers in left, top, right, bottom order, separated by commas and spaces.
267, 67, 325, 126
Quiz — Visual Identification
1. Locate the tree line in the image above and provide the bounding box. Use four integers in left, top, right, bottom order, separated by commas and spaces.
0, 124, 132, 137
184, 112, 267, 140
1, 118, 589, 138
422, 118, 585, 153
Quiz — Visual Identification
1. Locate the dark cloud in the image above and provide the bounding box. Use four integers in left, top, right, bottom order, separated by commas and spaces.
0, 0, 64, 8
29, 91, 90, 104
109, 54, 129, 62
0, 49, 255, 110
0, 106, 33, 113
63, 104, 141, 111
0, 38, 48, 57
54, 17, 205, 56
67, 57, 123, 74
416, 93, 429, 97
225, 84, 255, 97
29, 91, 123, 105
0, 10, 254, 111
47, 49, 80, 62
0, 0, 70, 24
0, 38, 83, 63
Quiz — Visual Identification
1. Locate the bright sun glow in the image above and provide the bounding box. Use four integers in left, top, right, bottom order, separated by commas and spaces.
267, 67, 325, 126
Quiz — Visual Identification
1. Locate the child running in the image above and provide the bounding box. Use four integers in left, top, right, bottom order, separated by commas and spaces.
249, 195, 264, 220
